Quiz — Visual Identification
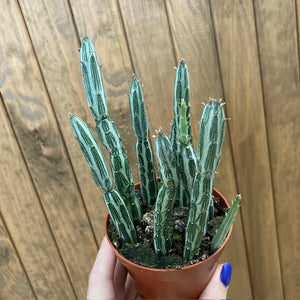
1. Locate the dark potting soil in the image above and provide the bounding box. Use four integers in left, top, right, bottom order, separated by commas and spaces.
107, 194, 227, 269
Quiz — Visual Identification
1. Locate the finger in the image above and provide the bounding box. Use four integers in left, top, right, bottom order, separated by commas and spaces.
114, 258, 128, 299
125, 273, 139, 300
199, 263, 232, 299
87, 236, 117, 300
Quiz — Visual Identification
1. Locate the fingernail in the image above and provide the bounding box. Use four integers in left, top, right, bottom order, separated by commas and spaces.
220, 262, 232, 287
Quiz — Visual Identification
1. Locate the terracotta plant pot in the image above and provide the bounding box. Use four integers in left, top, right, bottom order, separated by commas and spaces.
105, 186, 232, 299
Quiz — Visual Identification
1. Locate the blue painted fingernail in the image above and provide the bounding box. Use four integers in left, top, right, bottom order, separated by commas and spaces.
220, 262, 232, 287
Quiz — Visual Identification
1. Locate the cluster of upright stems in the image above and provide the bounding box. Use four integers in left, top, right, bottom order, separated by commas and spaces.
70, 37, 241, 261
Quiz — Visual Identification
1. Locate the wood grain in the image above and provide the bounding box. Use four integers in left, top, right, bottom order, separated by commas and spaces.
0, 94, 75, 298
118, 0, 177, 138
298, 0, 300, 54
210, 0, 283, 298
16, 0, 107, 248
165, 1, 252, 298
1, 0, 97, 297
0, 216, 34, 299
253, 0, 300, 297
166, 0, 223, 102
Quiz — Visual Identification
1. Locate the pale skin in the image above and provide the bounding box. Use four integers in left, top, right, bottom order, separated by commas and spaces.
87, 237, 228, 300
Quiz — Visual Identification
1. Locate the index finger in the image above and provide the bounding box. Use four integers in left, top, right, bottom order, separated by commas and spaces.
87, 236, 117, 300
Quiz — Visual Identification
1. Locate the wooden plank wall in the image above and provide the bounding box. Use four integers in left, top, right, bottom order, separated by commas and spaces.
0, 0, 299, 299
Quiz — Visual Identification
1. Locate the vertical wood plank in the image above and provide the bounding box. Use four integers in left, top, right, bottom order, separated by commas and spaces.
0, 0, 97, 297
210, 0, 283, 298
17, 0, 107, 247
0, 95, 75, 299
167, 0, 223, 101
297, 0, 300, 51
165, 1, 252, 298
0, 216, 34, 300
118, 0, 177, 137
253, 1, 300, 297
70, 0, 139, 179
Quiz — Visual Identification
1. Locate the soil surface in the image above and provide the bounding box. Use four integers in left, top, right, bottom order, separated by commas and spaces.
107, 191, 227, 269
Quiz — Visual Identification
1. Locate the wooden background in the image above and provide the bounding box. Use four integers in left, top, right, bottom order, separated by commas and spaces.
0, 0, 299, 299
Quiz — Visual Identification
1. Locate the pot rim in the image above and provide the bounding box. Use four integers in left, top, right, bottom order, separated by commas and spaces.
105, 187, 232, 272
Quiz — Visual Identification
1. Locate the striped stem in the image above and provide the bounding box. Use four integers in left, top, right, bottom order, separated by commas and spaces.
153, 130, 178, 255
129, 76, 157, 205
80, 37, 141, 224
211, 194, 241, 252
69, 114, 136, 243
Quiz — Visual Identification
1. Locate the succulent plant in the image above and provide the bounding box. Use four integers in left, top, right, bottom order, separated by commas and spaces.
153, 130, 179, 255
184, 99, 226, 260
211, 194, 241, 252
177, 99, 199, 206
129, 76, 158, 206
79, 37, 141, 224
70, 37, 241, 263
69, 114, 137, 243
171, 60, 193, 207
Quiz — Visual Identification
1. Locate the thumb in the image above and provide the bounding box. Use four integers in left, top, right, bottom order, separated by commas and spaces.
199, 263, 232, 299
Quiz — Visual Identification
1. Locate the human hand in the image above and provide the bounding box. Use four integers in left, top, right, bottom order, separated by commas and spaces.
87, 237, 140, 300
199, 262, 232, 299
87, 237, 231, 300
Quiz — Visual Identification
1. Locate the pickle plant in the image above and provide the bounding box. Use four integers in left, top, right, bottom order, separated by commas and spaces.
70, 37, 241, 262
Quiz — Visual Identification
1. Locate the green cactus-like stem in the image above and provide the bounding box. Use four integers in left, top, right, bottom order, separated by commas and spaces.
97, 119, 141, 223
104, 190, 137, 244
136, 140, 157, 205
197, 99, 226, 175
178, 99, 190, 145
184, 99, 226, 260
69, 114, 136, 243
153, 130, 178, 255
129, 76, 157, 205
96, 118, 122, 152
70, 114, 112, 191
198, 99, 225, 222
178, 99, 199, 203
211, 194, 241, 252
80, 37, 141, 224
183, 173, 213, 260
153, 186, 176, 255
169, 120, 176, 147
155, 130, 178, 190
171, 61, 193, 207
170, 121, 188, 207
199, 99, 225, 220
172, 59, 192, 145
80, 37, 108, 122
